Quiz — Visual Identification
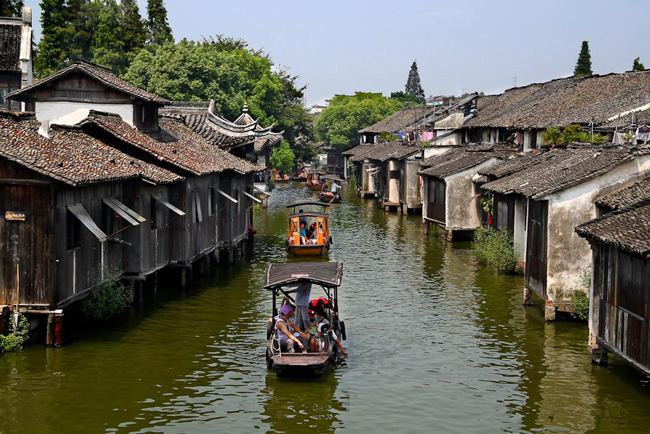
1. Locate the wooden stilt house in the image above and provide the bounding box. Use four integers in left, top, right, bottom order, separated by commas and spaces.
576, 179, 650, 375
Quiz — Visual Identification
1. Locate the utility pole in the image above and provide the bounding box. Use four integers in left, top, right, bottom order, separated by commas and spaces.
513, 69, 518, 88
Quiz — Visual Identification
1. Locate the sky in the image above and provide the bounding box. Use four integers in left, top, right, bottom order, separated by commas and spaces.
24, 0, 650, 107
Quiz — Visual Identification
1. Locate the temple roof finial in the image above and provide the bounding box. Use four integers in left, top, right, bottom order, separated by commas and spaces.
242, 102, 249, 113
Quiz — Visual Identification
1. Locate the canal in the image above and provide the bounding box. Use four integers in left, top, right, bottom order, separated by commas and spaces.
1, 184, 649, 433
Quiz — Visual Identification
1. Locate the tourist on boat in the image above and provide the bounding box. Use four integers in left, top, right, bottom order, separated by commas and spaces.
308, 222, 317, 239
313, 303, 348, 358
299, 221, 308, 244
331, 181, 340, 194
275, 304, 307, 353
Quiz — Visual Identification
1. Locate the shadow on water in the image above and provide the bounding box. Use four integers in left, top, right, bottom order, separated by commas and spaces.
1, 183, 650, 433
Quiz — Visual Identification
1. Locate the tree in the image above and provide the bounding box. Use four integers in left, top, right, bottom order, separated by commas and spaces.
124, 39, 314, 159
574, 41, 592, 78
1, 0, 23, 17
121, 0, 147, 62
405, 61, 425, 100
543, 124, 605, 146
390, 91, 424, 107
314, 92, 403, 151
269, 140, 295, 175
35, 0, 69, 76
146, 0, 173, 46
633, 57, 645, 71
92, 0, 127, 74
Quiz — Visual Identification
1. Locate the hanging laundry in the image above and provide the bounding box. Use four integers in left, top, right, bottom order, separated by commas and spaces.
637, 126, 650, 143
397, 132, 407, 141
422, 131, 434, 142
612, 132, 626, 145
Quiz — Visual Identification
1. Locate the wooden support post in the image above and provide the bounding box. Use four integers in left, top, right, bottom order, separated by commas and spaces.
228, 247, 235, 264
523, 287, 533, 306
46, 313, 54, 347
591, 347, 608, 366
53, 312, 64, 348
544, 301, 556, 322
261, 196, 268, 209
0, 305, 7, 335
200, 255, 211, 276
134, 281, 144, 303
446, 230, 454, 242
180, 267, 192, 290
423, 221, 430, 235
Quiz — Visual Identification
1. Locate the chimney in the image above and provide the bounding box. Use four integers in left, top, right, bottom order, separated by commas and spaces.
38, 121, 50, 138
22, 7, 32, 26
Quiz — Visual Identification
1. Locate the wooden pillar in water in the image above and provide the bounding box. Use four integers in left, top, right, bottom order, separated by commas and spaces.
46, 313, 54, 347
544, 300, 556, 322
423, 221, 430, 235
180, 267, 193, 290
53, 311, 64, 347
523, 287, 533, 306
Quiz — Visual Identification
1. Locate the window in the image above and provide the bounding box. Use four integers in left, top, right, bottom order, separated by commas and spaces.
193, 190, 203, 223
67, 210, 82, 250
102, 203, 115, 236
497, 201, 509, 230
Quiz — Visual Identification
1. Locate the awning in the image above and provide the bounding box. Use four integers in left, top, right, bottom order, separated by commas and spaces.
103, 198, 145, 226
243, 191, 262, 204
216, 188, 238, 204
67, 204, 107, 242
153, 196, 185, 216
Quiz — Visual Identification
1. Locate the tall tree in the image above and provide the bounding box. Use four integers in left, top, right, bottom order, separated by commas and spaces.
121, 0, 146, 61
574, 41, 592, 78
633, 57, 645, 71
66, 0, 102, 63
405, 61, 425, 100
35, 0, 69, 76
92, 0, 127, 74
1, 0, 24, 17
146, 0, 173, 46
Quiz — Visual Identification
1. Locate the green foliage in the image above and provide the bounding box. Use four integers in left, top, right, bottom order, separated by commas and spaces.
121, 0, 146, 63
543, 124, 606, 146
405, 61, 425, 100
574, 41, 593, 78
314, 92, 402, 151
390, 91, 424, 107
269, 140, 295, 175
92, 0, 127, 74
473, 227, 519, 274
1, 0, 23, 17
379, 132, 398, 142
480, 196, 493, 214
570, 267, 591, 321
633, 57, 645, 71
146, 0, 173, 46
81, 277, 131, 322
0, 313, 29, 353
35, 0, 70, 76
124, 39, 312, 155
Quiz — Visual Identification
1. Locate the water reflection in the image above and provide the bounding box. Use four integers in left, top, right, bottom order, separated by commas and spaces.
261, 373, 346, 433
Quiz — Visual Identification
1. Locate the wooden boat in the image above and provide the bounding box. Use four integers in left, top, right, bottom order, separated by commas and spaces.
265, 262, 346, 376
273, 170, 290, 183
318, 175, 344, 203
285, 201, 331, 257
306, 171, 325, 191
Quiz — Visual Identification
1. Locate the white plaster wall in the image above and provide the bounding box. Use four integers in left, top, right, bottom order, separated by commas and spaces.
35, 101, 134, 127
388, 160, 400, 203
444, 158, 500, 230
423, 146, 452, 159
513, 197, 527, 261
544, 155, 650, 305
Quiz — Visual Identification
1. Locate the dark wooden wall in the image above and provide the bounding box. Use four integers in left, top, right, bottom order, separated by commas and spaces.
426, 177, 446, 224
54, 181, 126, 306
25, 72, 131, 104
526, 200, 548, 299
0, 160, 55, 307
493, 193, 515, 231
594, 243, 650, 371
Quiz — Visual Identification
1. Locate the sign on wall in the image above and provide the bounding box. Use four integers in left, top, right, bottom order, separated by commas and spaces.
5, 211, 26, 221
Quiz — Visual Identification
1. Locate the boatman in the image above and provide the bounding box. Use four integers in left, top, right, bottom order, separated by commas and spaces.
291, 282, 312, 331
330, 180, 341, 195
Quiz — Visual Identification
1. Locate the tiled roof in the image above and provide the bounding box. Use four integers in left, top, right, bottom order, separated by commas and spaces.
464, 70, 650, 129
419, 147, 498, 178
576, 200, 650, 257
7, 60, 168, 103
482, 146, 636, 199
0, 23, 21, 71
596, 176, 650, 211
254, 133, 282, 152
80, 111, 261, 175
342, 144, 374, 157
366, 141, 421, 162
163, 112, 252, 148
0, 111, 180, 186
359, 107, 437, 134
479, 150, 550, 179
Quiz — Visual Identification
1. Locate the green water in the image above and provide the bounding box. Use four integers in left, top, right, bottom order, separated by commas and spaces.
1, 184, 649, 433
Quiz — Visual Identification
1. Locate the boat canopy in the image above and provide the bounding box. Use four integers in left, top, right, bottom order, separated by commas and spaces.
320, 175, 344, 182
286, 200, 330, 209
264, 262, 343, 290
